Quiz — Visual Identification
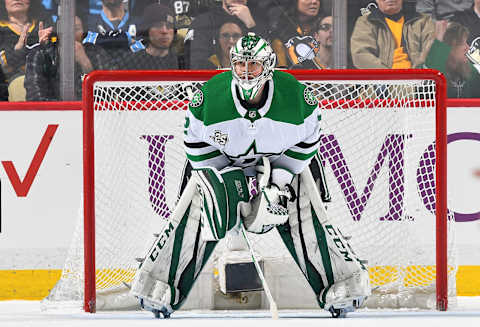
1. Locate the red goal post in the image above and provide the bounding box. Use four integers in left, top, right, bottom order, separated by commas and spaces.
81, 69, 449, 313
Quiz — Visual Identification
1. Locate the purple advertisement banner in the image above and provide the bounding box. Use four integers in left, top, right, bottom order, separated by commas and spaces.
142, 133, 480, 223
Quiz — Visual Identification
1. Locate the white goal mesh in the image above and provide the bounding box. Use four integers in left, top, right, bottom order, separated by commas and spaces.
44, 70, 455, 312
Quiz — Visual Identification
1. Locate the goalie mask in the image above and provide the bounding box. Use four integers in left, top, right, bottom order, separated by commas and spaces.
230, 33, 276, 101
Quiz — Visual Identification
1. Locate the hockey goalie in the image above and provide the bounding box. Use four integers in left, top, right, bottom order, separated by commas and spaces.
130, 33, 371, 318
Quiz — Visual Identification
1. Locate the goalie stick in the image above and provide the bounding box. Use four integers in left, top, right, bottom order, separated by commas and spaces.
240, 223, 279, 320
240, 167, 359, 319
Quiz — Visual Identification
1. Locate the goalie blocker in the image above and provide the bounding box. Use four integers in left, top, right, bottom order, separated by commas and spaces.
130, 159, 370, 318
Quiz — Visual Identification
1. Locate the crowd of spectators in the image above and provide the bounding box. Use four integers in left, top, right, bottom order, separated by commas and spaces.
351, 0, 435, 69
270, 0, 324, 68
184, 0, 267, 69
0, 0, 479, 101
24, 15, 113, 101
205, 20, 244, 69
0, 0, 53, 101
424, 20, 480, 97
313, 15, 333, 69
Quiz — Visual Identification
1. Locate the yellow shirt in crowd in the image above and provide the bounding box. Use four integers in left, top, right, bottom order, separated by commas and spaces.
385, 16, 412, 69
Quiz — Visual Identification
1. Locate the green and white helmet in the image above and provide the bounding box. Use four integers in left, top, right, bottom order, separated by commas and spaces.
230, 33, 276, 101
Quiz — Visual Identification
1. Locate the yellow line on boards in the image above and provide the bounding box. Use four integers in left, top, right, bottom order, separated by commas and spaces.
0, 270, 61, 300
0, 266, 479, 300
456, 266, 480, 296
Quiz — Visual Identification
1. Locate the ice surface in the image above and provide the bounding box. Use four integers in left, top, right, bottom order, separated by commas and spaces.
1, 298, 480, 327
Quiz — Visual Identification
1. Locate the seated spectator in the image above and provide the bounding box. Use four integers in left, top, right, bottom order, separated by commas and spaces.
83, 0, 139, 68
24, 16, 114, 101
313, 15, 333, 69
350, 0, 435, 69
86, 0, 135, 36
416, 0, 472, 20
184, 0, 267, 69
204, 21, 243, 69
76, 1, 99, 24
270, 0, 324, 68
40, 0, 58, 22
424, 21, 480, 98
131, 0, 221, 63
0, 0, 53, 101
0, 69, 7, 100
129, 0, 217, 29
246, 0, 295, 36
122, 4, 183, 70
451, 0, 480, 45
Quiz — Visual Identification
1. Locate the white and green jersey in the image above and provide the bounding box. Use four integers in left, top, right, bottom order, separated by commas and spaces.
184, 70, 321, 176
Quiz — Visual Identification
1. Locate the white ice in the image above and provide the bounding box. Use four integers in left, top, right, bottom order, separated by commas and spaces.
1, 298, 480, 327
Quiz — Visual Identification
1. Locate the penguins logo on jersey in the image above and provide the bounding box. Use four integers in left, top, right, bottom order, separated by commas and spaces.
190, 90, 204, 108
210, 130, 228, 146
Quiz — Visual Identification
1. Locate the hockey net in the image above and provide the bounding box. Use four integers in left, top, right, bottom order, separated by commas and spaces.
44, 69, 456, 312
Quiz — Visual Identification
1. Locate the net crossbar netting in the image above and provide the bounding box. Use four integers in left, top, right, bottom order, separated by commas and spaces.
44, 71, 456, 311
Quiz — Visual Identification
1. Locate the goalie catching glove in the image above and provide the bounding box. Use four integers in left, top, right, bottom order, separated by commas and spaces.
242, 157, 296, 233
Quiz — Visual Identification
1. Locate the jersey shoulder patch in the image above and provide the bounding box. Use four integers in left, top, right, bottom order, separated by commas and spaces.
190, 89, 204, 108
303, 87, 318, 106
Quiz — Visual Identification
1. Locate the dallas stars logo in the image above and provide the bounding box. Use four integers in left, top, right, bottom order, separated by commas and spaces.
242, 34, 260, 51
210, 130, 228, 146
304, 88, 318, 106
226, 141, 281, 167
190, 90, 204, 108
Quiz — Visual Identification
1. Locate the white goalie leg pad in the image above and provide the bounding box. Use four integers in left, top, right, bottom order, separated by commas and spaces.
298, 168, 371, 308
130, 179, 199, 310
319, 270, 370, 310
131, 271, 179, 314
